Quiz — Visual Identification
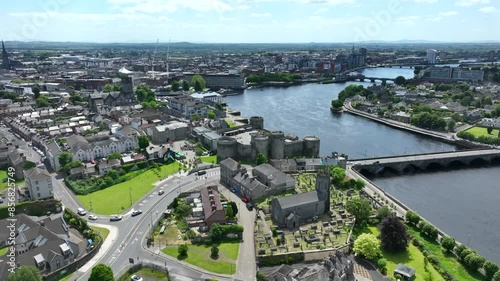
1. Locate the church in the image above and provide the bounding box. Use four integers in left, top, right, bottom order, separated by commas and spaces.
270, 169, 331, 229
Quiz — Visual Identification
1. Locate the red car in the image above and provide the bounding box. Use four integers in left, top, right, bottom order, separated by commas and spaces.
241, 197, 249, 203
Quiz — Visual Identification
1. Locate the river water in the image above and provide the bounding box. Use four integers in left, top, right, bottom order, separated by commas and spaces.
225, 66, 500, 265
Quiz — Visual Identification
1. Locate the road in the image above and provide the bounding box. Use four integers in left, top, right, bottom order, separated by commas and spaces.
53, 167, 254, 281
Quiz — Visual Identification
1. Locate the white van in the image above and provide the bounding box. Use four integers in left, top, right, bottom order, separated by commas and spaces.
77, 208, 87, 216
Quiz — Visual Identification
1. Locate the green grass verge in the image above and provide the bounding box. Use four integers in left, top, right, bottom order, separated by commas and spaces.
58, 273, 73, 281
162, 242, 239, 274
464, 126, 500, 138
225, 119, 237, 128
407, 225, 486, 281
0, 170, 24, 194
76, 162, 180, 215
118, 268, 170, 281
90, 226, 110, 241
200, 155, 218, 164
0, 247, 8, 256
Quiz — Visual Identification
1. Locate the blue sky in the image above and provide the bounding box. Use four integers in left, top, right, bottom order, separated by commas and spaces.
0, 0, 499, 43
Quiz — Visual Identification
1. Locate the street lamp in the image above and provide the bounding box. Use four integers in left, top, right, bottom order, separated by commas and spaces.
467, 235, 471, 247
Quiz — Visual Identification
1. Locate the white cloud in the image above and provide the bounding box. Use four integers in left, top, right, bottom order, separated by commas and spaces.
309, 15, 324, 20
297, 0, 356, 4
455, 0, 490, 6
250, 12, 272, 17
109, 0, 241, 14
478, 6, 498, 13
396, 16, 420, 24
439, 11, 459, 16
414, 0, 438, 3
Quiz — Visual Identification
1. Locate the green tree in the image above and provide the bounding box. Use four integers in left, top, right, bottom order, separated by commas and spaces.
256, 271, 268, 281
215, 103, 224, 111
36, 95, 51, 107
460, 248, 475, 260
405, 210, 421, 225
225, 204, 234, 219
331, 99, 343, 110
23, 161, 36, 170
178, 244, 189, 257
7, 266, 43, 281
494, 271, 500, 281
182, 80, 190, 91
447, 120, 456, 132
256, 152, 268, 165
208, 223, 223, 241
379, 216, 410, 252
136, 84, 155, 102
230, 201, 238, 216
454, 244, 467, 256
171, 80, 180, 91
211, 244, 219, 258
192, 114, 201, 121
138, 135, 150, 150
441, 236, 456, 252
330, 166, 346, 185
346, 198, 372, 226
70, 94, 83, 104
192, 74, 206, 91
207, 110, 216, 119
487, 127, 493, 134
376, 206, 393, 220
58, 152, 73, 167
32, 86, 40, 99
394, 76, 407, 85
353, 233, 381, 261
106, 169, 119, 179
195, 146, 204, 156
89, 264, 114, 281
103, 84, 113, 93
464, 253, 485, 272
422, 223, 438, 240
483, 261, 499, 280
107, 152, 122, 160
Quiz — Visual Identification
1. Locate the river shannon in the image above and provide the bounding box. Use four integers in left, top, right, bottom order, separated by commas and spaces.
225, 67, 500, 265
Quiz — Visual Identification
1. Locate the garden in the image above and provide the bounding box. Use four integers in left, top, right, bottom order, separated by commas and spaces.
458, 126, 500, 145
76, 162, 181, 214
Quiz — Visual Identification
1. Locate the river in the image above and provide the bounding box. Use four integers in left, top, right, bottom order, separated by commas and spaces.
225, 66, 500, 265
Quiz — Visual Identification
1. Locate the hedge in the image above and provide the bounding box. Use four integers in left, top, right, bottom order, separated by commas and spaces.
0, 199, 62, 219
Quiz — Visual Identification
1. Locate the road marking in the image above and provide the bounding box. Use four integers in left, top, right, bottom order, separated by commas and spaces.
149, 194, 155, 198
143, 200, 148, 203
138, 203, 143, 206
108, 256, 117, 264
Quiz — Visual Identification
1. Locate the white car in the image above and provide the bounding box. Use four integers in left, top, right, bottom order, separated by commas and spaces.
131, 275, 143, 281
88, 215, 98, 220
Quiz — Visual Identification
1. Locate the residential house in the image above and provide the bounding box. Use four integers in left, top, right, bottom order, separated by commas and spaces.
24, 165, 53, 200
200, 186, 226, 227
7, 148, 32, 180
96, 159, 121, 175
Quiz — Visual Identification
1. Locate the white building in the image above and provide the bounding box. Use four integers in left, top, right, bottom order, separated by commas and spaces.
426, 49, 438, 65
190, 92, 224, 104
24, 166, 53, 200
66, 135, 138, 162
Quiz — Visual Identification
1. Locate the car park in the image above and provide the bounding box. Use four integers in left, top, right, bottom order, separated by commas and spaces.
131, 209, 143, 217
88, 215, 98, 220
110, 215, 122, 221
158, 190, 165, 195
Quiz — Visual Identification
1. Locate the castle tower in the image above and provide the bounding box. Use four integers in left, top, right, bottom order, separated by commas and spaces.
315, 168, 331, 213
2, 41, 11, 70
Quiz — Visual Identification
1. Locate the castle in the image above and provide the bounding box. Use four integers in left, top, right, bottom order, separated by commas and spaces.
217, 116, 320, 162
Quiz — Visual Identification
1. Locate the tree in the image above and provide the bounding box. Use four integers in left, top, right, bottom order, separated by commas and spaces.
460, 248, 475, 260
192, 74, 206, 91
379, 216, 410, 252
331, 99, 343, 110
103, 84, 113, 93
89, 264, 114, 281
256, 271, 267, 281
330, 166, 346, 185
23, 161, 36, 170
58, 152, 73, 168
7, 266, 43, 281
464, 253, 485, 271
207, 110, 216, 119
208, 223, 223, 241
353, 233, 381, 261
225, 204, 234, 219
493, 270, 500, 281
70, 94, 83, 104
488, 127, 493, 134
345, 198, 372, 226
447, 120, 456, 132
138, 135, 150, 150
135, 84, 155, 103
178, 244, 188, 257
107, 152, 122, 160
32, 86, 40, 99
376, 206, 393, 220
483, 261, 499, 280
230, 201, 238, 216
405, 210, 421, 225
421, 223, 438, 240
394, 76, 407, 85
36, 95, 51, 107
215, 103, 224, 111
211, 244, 219, 258
171, 80, 180, 91
182, 80, 190, 91
195, 146, 204, 156
256, 152, 268, 165
441, 236, 455, 252
454, 244, 467, 256
192, 114, 201, 121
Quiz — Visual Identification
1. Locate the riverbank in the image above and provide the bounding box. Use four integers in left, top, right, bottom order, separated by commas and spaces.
343, 102, 482, 149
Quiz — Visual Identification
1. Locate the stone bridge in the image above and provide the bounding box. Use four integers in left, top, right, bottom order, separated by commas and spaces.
350, 149, 500, 176
349, 74, 396, 83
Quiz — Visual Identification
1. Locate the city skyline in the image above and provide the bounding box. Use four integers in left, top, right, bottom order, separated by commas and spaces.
1, 0, 499, 43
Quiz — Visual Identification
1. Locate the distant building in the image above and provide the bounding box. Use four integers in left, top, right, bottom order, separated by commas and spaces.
183, 73, 246, 90
1, 41, 11, 70
427, 67, 484, 82
190, 92, 224, 104
427, 49, 438, 65
24, 165, 53, 200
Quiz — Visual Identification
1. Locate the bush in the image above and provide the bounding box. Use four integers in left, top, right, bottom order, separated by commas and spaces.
405, 210, 421, 225
494, 271, 500, 281
377, 258, 387, 270
454, 244, 467, 256
394, 273, 402, 280
256, 271, 267, 281
178, 244, 188, 257
464, 253, 485, 272
460, 248, 475, 261
421, 224, 438, 240
483, 261, 499, 280
210, 245, 219, 258
427, 254, 439, 266
441, 236, 456, 252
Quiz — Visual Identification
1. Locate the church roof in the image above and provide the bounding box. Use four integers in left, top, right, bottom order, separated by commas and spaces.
276, 191, 320, 209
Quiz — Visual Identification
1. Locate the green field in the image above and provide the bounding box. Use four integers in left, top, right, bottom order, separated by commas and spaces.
0, 247, 8, 256
465, 126, 500, 138
200, 155, 217, 164
0, 170, 24, 194
90, 226, 110, 241
162, 242, 239, 274
364, 227, 443, 281
76, 162, 181, 215
118, 268, 170, 281
225, 119, 237, 128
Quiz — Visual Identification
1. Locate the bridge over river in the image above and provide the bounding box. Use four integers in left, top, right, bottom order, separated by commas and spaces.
350, 148, 500, 175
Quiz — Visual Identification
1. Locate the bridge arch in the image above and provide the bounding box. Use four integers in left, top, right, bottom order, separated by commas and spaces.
401, 164, 420, 174
490, 156, 500, 165
424, 162, 445, 171
469, 157, 489, 167
447, 159, 468, 169
376, 166, 399, 177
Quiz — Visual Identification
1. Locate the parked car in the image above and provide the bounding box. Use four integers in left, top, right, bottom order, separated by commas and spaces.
158, 190, 165, 195
131, 275, 143, 281
197, 170, 207, 176
77, 208, 87, 216
88, 215, 98, 220
110, 215, 123, 221
0, 197, 3, 204
241, 197, 249, 203
131, 209, 143, 217
246, 202, 254, 211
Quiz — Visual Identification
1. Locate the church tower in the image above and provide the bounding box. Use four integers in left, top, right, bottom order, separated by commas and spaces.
2, 41, 11, 70
315, 168, 331, 213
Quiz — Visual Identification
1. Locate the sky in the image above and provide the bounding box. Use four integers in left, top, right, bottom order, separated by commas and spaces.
0, 0, 499, 43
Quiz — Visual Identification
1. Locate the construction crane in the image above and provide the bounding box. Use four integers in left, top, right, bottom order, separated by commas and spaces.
152, 39, 159, 79
166, 39, 171, 80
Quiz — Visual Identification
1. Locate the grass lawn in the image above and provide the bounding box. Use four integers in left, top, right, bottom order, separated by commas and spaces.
76, 162, 181, 215
90, 226, 110, 241
162, 242, 239, 274
118, 268, 170, 281
464, 126, 500, 138
58, 273, 73, 281
200, 155, 218, 164
0, 247, 8, 256
225, 119, 237, 128
0, 170, 24, 194
407, 225, 486, 281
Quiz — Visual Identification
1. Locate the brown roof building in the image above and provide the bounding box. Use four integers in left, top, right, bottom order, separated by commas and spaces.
200, 186, 226, 227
